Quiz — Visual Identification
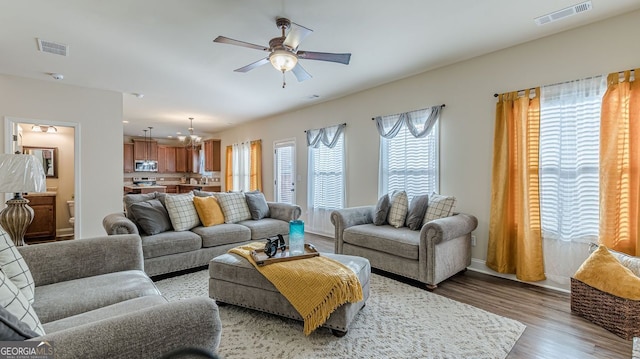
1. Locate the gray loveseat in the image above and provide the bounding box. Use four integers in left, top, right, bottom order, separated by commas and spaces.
103, 191, 302, 276
19, 234, 221, 358
331, 206, 478, 289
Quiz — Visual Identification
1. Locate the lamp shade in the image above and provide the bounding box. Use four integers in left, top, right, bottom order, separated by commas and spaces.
269, 50, 298, 72
0, 154, 46, 193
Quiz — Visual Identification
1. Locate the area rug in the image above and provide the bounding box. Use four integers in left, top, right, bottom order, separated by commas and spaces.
155, 270, 525, 359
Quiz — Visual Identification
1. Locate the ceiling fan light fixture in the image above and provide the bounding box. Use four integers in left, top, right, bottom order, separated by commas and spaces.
270, 49, 297, 72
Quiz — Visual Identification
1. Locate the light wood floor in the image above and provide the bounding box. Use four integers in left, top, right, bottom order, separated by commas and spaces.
305, 233, 633, 359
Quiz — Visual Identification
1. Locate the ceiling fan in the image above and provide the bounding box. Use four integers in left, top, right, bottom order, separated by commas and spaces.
213, 17, 351, 87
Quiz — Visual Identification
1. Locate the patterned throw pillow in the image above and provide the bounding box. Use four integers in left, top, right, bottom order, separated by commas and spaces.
387, 191, 408, 228
215, 192, 252, 224
193, 196, 225, 227
0, 269, 44, 336
405, 194, 430, 230
423, 193, 457, 223
373, 194, 390, 225
0, 227, 35, 304
164, 193, 201, 231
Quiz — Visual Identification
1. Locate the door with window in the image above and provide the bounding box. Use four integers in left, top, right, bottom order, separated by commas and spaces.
274, 139, 296, 204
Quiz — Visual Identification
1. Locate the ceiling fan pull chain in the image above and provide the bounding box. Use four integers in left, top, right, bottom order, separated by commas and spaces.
282, 70, 286, 88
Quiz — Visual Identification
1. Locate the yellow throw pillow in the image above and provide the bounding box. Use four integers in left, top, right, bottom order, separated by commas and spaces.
193, 196, 225, 227
574, 245, 640, 300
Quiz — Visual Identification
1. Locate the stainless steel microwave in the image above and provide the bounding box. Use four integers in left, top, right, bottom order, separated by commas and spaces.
134, 160, 158, 172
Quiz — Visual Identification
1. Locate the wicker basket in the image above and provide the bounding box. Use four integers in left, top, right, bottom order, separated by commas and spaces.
571, 278, 640, 340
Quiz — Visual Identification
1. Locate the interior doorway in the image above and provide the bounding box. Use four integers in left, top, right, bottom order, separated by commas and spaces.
4, 117, 79, 240
274, 139, 296, 204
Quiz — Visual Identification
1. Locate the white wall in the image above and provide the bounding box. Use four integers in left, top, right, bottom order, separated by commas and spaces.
215, 11, 640, 270
0, 74, 123, 238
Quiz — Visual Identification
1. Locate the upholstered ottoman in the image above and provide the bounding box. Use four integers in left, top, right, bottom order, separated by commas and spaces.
209, 252, 370, 336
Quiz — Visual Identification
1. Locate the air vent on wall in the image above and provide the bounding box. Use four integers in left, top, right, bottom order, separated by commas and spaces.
534, 1, 592, 26
37, 38, 68, 56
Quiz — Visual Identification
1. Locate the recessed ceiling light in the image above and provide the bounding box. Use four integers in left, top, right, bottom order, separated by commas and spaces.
306, 94, 320, 100
122, 120, 129, 124
50, 73, 64, 80
132, 93, 144, 98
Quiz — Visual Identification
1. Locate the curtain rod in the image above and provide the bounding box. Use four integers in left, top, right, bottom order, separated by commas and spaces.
303, 123, 347, 133
370, 104, 445, 120
493, 69, 636, 97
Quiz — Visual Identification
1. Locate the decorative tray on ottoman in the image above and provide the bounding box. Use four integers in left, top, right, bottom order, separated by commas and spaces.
251, 244, 319, 266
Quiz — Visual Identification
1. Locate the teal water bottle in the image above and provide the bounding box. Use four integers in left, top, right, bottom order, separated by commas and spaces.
289, 220, 305, 255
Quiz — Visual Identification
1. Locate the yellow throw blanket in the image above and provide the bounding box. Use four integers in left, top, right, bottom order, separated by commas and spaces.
229, 242, 363, 335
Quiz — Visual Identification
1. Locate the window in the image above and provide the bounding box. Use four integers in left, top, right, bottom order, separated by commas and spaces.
378, 114, 439, 200
539, 76, 606, 242
231, 142, 250, 191
307, 127, 345, 235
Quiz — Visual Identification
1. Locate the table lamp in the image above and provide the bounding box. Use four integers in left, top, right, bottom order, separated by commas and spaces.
0, 153, 46, 246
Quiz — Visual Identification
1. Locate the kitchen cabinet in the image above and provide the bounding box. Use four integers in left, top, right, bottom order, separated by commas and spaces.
176, 146, 200, 173
204, 139, 221, 172
175, 147, 187, 173
24, 194, 56, 242
187, 147, 200, 173
123, 185, 166, 195
164, 185, 178, 194
157, 145, 176, 173
123, 143, 134, 173
133, 139, 158, 161
177, 184, 221, 194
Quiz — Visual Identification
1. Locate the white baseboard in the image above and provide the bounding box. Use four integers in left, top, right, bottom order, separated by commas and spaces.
56, 228, 74, 238
468, 258, 570, 293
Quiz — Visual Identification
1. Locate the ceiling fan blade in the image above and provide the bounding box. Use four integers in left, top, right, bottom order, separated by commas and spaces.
234, 58, 270, 73
283, 22, 313, 49
298, 51, 351, 65
291, 63, 312, 82
213, 36, 269, 52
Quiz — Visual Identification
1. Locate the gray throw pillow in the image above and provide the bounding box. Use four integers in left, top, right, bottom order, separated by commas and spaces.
373, 194, 390, 225
0, 305, 38, 340
123, 193, 157, 219
129, 199, 172, 235
405, 194, 429, 230
245, 191, 270, 220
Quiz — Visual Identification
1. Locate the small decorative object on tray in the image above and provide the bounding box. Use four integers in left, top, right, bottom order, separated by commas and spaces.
263, 234, 286, 258
251, 242, 319, 266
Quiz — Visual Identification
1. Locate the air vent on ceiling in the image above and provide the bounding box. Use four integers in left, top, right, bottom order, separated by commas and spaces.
37, 38, 68, 56
534, 1, 592, 26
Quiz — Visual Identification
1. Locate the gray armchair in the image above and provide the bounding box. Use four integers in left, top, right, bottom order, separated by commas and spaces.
17, 235, 222, 358
331, 206, 478, 289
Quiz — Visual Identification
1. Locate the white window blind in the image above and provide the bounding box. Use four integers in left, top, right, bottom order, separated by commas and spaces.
379, 121, 439, 199
539, 76, 606, 243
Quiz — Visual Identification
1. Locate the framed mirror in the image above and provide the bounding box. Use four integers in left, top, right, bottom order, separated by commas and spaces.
22, 146, 58, 178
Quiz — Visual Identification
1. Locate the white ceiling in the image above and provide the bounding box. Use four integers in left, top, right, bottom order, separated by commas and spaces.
1, 0, 639, 138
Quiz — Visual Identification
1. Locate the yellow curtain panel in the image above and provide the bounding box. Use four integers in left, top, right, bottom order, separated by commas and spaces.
250, 140, 263, 191
487, 89, 546, 282
225, 145, 233, 192
599, 69, 640, 256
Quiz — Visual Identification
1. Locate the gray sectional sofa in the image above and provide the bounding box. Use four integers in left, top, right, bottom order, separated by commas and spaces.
19, 234, 221, 358
103, 191, 302, 277
332, 206, 478, 289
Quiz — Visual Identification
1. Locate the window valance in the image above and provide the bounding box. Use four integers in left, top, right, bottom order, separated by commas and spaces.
374, 105, 443, 139
306, 123, 346, 149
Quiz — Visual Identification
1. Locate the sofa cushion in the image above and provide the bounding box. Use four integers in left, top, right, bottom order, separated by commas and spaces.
141, 231, 202, 259
387, 191, 408, 228
0, 305, 39, 340
424, 193, 457, 222
33, 270, 160, 324
405, 194, 429, 230
193, 196, 225, 227
237, 218, 289, 240
0, 227, 35, 304
216, 192, 252, 224
0, 269, 44, 335
373, 194, 390, 226
165, 192, 201, 231
191, 224, 252, 247
42, 295, 168, 334
124, 193, 157, 219
245, 191, 270, 220
129, 199, 172, 235
343, 224, 419, 260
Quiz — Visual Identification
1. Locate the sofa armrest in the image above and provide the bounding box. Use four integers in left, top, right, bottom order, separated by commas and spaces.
18, 235, 145, 287
30, 297, 222, 359
331, 206, 374, 253
267, 202, 302, 221
421, 213, 478, 245
103, 212, 139, 235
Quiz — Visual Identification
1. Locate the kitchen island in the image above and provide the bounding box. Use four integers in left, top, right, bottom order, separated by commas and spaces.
177, 184, 221, 193
124, 185, 167, 194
